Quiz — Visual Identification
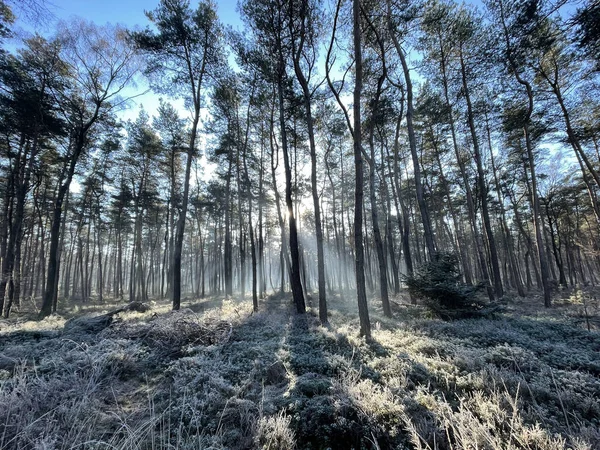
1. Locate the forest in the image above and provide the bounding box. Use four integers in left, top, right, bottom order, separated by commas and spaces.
0, 0, 600, 448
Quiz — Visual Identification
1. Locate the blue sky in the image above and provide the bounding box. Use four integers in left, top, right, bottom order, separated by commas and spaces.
9, 0, 245, 124
9, 0, 245, 181
39, 0, 243, 30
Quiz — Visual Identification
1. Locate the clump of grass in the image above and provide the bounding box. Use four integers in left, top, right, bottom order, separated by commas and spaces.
0, 341, 129, 448
255, 411, 296, 449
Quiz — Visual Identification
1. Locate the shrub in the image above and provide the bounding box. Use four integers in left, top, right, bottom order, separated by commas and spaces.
405, 252, 485, 319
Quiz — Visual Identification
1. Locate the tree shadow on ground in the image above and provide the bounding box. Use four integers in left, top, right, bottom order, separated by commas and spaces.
379, 307, 600, 449
4, 291, 598, 449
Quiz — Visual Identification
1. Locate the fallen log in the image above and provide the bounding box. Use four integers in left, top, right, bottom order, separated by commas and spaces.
63, 301, 150, 335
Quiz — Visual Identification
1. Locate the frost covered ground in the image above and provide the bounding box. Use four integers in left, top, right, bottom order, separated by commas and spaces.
0, 291, 599, 449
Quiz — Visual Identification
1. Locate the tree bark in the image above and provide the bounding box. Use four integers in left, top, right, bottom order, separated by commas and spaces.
290, 5, 327, 322
353, 0, 371, 337
276, 41, 305, 313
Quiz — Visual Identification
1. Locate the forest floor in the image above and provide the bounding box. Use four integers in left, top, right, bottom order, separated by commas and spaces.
0, 289, 599, 449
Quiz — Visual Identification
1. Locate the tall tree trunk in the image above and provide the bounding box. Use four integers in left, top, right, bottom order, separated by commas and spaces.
498, 0, 551, 307
40, 157, 79, 317
224, 154, 233, 297
276, 52, 305, 314
353, 0, 371, 337
439, 42, 491, 298
485, 109, 525, 296
367, 127, 391, 317
459, 48, 503, 299
430, 125, 471, 285
362, 21, 392, 316
291, 49, 326, 323
391, 114, 414, 284
258, 125, 266, 298
269, 104, 291, 292
388, 8, 436, 259
173, 112, 200, 310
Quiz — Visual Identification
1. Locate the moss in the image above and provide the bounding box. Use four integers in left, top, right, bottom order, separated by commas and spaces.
294, 373, 333, 397
289, 395, 366, 449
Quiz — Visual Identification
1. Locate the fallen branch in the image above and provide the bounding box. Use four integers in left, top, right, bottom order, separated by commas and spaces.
63, 302, 151, 335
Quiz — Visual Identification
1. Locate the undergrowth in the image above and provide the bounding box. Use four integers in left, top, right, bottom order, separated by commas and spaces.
0, 292, 599, 449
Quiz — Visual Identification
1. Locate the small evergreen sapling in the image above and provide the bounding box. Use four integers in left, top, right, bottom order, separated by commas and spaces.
405, 252, 486, 319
